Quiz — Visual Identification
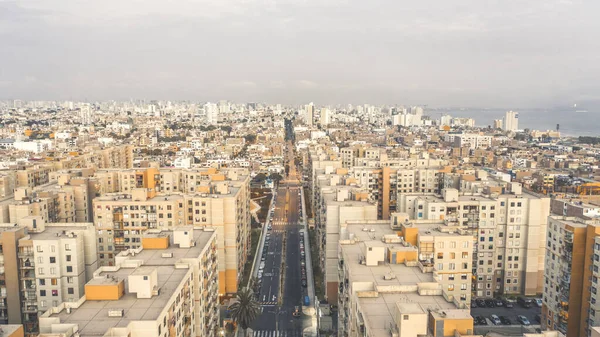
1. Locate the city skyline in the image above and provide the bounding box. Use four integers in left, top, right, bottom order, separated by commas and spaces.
2, 1, 600, 107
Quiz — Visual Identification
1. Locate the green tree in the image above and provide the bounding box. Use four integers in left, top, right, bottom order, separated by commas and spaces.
269, 173, 283, 184
228, 288, 260, 337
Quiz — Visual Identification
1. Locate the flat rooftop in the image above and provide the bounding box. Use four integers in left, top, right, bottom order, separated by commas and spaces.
51, 265, 189, 335
358, 289, 458, 337
49, 229, 214, 336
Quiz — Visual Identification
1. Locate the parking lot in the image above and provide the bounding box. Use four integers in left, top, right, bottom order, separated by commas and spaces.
471, 299, 541, 327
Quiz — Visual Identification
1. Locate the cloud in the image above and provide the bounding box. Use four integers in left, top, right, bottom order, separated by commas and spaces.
0, 0, 599, 106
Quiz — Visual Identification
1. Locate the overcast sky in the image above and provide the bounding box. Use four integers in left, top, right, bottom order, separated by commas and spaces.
1, 0, 599, 107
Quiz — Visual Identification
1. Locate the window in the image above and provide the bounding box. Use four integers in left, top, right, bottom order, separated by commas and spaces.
67, 266, 73, 273
37, 246, 43, 252
448, 284, 454, 291
52, 290, 58, 296
51, 279, 58, 286
449, 274, 455, 281
39, 279, 45, 286
65, 244, 71, 251
68, 288, 74, 295
143, 276, 149, 281
403, 315, 409, 320
66, 255, 72, 262
38, 267, 44, 275
461, 284, 467, 290
40, 290, 46, 296
50, 257, 56, 263
67, 277, 73, 284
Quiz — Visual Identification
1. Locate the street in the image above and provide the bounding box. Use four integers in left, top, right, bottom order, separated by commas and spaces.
251, 142, 308, 336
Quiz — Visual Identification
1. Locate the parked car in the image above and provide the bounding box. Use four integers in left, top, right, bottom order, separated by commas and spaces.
535, 299, 543, 308
471, 301, 478, 308
484, 299, 496, 308
490, 315, 501, 325
500, 316, 512, 325
518, 297, 533, 308
517, 315, 531, 326
475, 299, 486, 307
494, 298, 503, 307
535, 314, 541, 323
301, 279, 307, 287
502, 299, 514, 308
475, 316, 487, 325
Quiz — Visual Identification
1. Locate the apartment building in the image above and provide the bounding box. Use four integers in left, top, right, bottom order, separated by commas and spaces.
314, 185, 377, 303
453, 134, 492, 150
15, 218, 97, 336
0, 226, 28, 325
542, 216, 600, 337
92, 168, 250, 295
337, 221, 474, 337
39, 227, 220, 337
398, 185, 551, 296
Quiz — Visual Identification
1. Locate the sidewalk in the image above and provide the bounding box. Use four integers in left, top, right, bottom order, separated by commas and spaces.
300, 187, 318, 337
249, 188, 276, 281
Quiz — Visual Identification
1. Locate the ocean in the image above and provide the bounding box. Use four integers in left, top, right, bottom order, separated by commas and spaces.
431, 108, 599, 137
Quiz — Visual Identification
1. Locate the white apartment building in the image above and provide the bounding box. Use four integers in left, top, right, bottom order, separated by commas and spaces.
337, 221, 474, 337
398, 185, 550, 296
504, 111, 519, 132
39, 227, 220, 337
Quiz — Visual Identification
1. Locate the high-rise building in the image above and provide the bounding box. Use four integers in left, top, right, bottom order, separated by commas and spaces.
542, 216, 600, 337
91, 168, 251, 295
204, 102, 219, 125
398, 184, 550, 296
320, 108, 330, 126
79, 104, 92, 125
494, 119, 503, 129
504, 111, 519, 132
337, 220, 474, 337
305, 103, 314, 126
38, 227, 220, 337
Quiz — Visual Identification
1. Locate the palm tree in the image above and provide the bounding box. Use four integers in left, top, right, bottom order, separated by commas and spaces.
228, 287, 261, 337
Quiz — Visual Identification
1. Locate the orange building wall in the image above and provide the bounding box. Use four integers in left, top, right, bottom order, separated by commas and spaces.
142, 236, 170, 250
85, 281, 125, 300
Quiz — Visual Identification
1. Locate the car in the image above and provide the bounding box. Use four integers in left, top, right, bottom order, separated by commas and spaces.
261, 256, 265, 262
470, 301, 478, 308
301, 279, 307, 287
535, 314, 541, 323
535, 299, 543, 308
484, 299, 495, 308
474, 316, 487, 325
494, 298, 503, 307
518, 297, 533, 308
502, 299, 514, 308
292, 306, 301, 317
475, 299, 486, 307
517, 315, 531, 325
500, 316, 512, 325
490, 315, 501, 325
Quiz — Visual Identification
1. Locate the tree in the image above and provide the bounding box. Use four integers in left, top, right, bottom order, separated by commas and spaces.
244, 134, 257, 144
252, 173, 267, 184
228, 287, 260, 337
269, 173, 283, 184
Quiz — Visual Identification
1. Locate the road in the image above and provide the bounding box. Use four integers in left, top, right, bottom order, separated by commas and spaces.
251, 142, 307, 337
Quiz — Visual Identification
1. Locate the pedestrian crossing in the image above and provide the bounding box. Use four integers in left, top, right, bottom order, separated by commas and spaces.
260, 301, 277, 305
252, 330, 302, 337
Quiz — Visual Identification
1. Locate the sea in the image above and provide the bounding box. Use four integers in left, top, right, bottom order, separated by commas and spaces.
430, 108, 600, 137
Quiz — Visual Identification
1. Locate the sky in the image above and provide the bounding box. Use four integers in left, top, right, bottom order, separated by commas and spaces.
1, 0, 599, 107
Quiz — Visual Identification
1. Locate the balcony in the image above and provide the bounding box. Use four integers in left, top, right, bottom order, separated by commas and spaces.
21, 262, 35, 269
18, 251, 34, 258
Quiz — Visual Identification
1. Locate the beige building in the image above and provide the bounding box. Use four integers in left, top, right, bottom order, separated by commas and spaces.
315, 185, 377, 303
542, 216, 600, 337
92, 168, 251, 295
38, 227, 220, 337
337, 221, 475, 337
398, 185, 550, 296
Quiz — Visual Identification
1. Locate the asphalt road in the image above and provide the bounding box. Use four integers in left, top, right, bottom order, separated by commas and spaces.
252, 142, 307, 336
